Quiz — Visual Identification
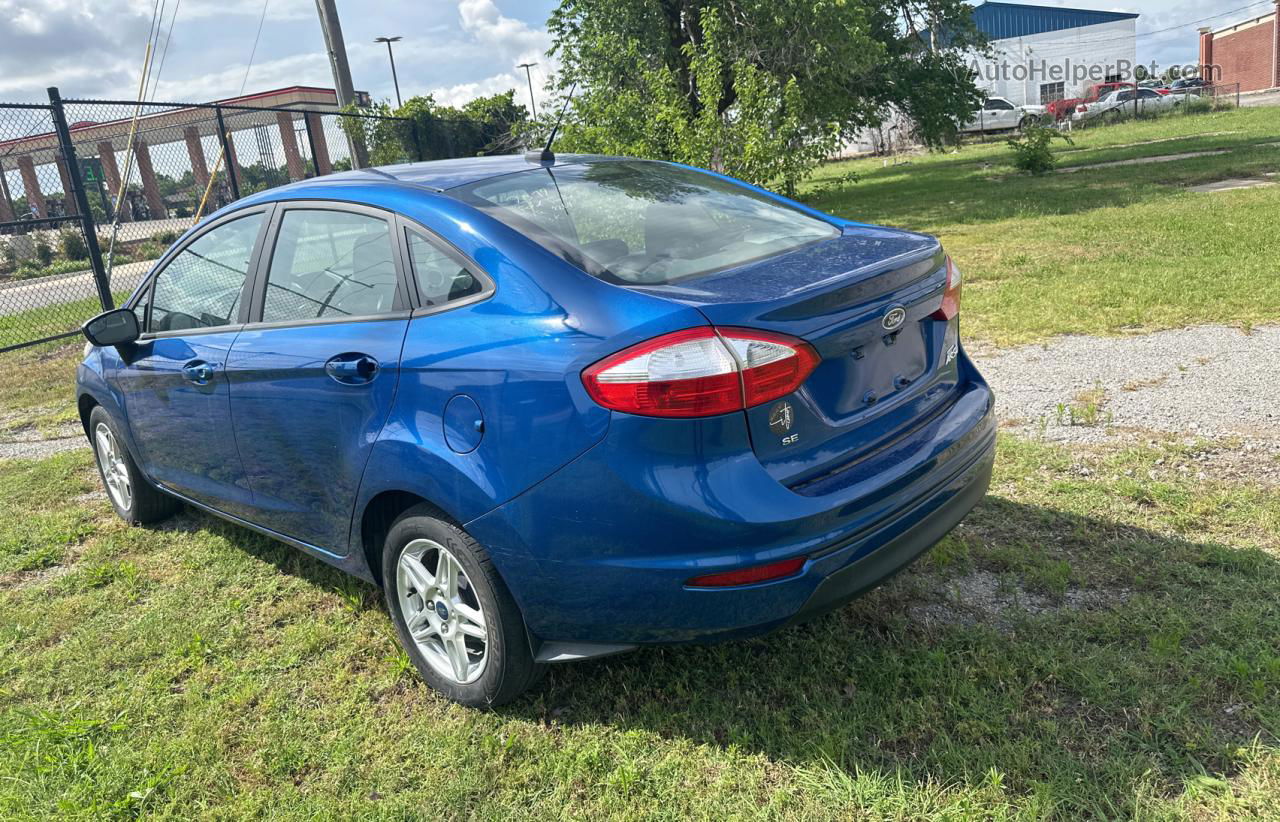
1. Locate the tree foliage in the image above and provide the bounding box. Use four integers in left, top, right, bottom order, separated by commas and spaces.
546, 0, 985, 191
345, 91, 530, 165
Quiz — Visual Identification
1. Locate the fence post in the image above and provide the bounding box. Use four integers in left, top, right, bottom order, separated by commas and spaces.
214, 105, 241, 200
47, 86, 113, 311
409, 118, 424, 161
302, 113, 322, 177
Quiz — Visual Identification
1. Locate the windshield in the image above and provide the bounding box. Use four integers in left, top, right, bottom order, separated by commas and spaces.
454, 161, 839, 285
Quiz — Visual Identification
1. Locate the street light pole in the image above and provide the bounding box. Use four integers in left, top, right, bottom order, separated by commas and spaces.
517, 61, 538, 118
374, 36, 403, 108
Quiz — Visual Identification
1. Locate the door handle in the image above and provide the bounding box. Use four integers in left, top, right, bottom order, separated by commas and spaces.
325, 353, 379, 385
182, 360, 216, 385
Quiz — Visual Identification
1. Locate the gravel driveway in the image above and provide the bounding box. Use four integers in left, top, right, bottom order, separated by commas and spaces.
974, 325, 1277, 442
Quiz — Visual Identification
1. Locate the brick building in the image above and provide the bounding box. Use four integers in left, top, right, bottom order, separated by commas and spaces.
1199, 3, 1280, 93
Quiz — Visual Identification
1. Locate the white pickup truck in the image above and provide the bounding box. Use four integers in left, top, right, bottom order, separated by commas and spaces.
959, 97, 1048, 134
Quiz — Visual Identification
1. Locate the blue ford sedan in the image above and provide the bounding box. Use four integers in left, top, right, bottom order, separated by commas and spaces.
77, 154, 995, 706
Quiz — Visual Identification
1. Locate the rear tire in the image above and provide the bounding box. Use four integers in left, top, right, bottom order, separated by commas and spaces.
88, 405, 181, 525
382, 505, 543, 707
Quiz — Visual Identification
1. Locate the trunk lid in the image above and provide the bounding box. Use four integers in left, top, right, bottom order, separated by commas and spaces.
633, 225, 962, 486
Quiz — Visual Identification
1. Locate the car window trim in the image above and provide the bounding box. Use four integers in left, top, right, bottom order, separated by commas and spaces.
244, 199, 413, 329
395, 214, 496, 319
128, 203, 276, 339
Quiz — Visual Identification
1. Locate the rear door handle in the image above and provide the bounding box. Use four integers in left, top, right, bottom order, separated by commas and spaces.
182, 360, 215, 385
325, 353, 379, 385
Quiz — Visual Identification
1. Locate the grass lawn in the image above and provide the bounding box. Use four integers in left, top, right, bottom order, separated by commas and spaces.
804, 107, 1280, 346
0, 343, 83, 439
1, 436, 1277, 818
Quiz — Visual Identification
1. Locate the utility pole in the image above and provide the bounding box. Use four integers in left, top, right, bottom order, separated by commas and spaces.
316, 0, 356, 108
314, 0, 366, 167
375, 36, 403, 108
518, 62, 538, 118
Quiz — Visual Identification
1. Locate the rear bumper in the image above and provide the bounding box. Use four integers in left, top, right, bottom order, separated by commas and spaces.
467, 368, 995, 646
786, 447, 992, 628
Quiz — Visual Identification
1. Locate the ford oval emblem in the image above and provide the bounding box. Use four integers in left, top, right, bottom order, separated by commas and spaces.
882, 306, 907, 332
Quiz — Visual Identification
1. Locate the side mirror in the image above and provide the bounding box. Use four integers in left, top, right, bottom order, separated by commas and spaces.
82, 308, 140, 347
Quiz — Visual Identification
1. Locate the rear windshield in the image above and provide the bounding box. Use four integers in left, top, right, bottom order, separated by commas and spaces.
454, 161, 839, 285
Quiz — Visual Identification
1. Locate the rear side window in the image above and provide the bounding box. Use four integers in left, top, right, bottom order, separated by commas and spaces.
261, 209, 400, 323
149, 212, 263, 332
405, 230, 483, 308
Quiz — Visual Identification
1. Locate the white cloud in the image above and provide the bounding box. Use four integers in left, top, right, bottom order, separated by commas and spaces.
149, 52, 332, 101
427, 0, 557, 111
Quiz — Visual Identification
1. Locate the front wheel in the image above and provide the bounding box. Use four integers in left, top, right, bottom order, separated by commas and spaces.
88, 405, 181, 524
382, 507, 543, 707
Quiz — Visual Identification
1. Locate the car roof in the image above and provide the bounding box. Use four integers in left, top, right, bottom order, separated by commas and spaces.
256, 152, 620, 196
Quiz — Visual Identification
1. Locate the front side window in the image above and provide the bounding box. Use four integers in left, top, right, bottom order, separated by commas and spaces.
406, 230, 483, 308
456, 161, 838, 285
986, 98, 1014, 111
261, 209, 400, 323
149, 212, 263, 332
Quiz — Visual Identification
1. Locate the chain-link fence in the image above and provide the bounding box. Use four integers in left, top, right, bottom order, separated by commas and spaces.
1, 88, 448, 353
0, 98, 109, 352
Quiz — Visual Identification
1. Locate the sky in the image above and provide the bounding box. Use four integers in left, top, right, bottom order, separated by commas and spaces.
0, 0, 1274, 109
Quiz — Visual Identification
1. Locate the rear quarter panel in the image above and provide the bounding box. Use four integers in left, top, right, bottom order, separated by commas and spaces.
348, 192, 711, 555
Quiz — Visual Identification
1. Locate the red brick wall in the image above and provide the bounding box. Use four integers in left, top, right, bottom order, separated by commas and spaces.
1210, 15, 1278, 92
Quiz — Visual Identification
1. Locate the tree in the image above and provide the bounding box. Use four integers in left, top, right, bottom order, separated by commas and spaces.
546, 0, 985, 192
343, 91, 530, 165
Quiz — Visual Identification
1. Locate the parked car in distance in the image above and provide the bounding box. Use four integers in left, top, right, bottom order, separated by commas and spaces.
77, 154, 996, 707
959, 96, 1047, 134
1072, 87, 1181, 124
1169, 77, 1207, 90
1046, 81, 1163, 120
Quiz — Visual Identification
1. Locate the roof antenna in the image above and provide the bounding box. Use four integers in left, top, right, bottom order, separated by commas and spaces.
525, 81, 576, 165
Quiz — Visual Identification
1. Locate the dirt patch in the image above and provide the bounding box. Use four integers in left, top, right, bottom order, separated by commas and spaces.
907, 570, 1130, 631
1187, 177, 1277, 193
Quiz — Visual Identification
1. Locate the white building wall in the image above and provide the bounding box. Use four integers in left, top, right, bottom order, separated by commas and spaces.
971, 19, 1138, 106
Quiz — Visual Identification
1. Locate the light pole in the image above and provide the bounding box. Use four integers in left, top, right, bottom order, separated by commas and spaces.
375, 36, 403, 108
517, 61, 538, 118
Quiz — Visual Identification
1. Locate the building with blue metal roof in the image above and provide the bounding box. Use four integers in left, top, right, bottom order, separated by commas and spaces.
966, 1, 1140, 108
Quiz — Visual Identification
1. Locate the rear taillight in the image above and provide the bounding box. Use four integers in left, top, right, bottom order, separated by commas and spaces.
1078, 104, 1089, 112
931, 255, 963, 321
582, 327, 819, 418
686, 556, 807, 588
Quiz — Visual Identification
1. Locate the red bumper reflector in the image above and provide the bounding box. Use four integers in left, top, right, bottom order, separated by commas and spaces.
686, 556, 807, 588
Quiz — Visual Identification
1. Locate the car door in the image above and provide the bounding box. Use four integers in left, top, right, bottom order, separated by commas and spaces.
223, 202, 412, 553
984, 98, 1017, 130
108, 206, 271, 515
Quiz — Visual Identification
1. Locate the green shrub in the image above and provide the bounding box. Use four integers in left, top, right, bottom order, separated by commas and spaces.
33, 238, 54, 266
14, 258, 93, 280
1006, 124, 1073, 175
58, 229, 87, 261
0, 242, 16, 275
154, 229, 180, 245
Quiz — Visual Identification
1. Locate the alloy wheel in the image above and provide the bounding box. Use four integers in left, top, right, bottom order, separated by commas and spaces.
94, 422, 132, 511
395, 538, 488, 684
